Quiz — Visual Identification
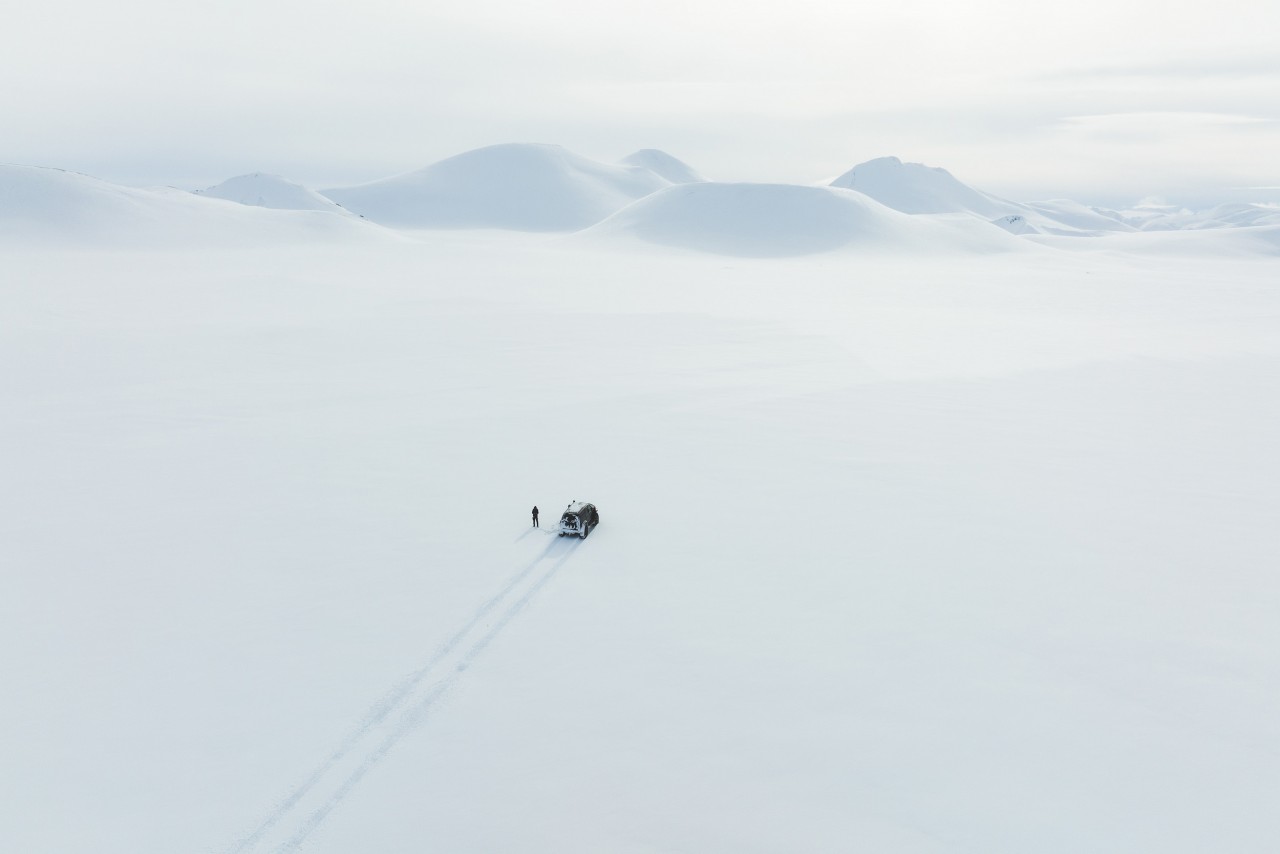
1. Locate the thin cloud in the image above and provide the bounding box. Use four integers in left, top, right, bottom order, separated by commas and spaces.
1057, 111, 1279, 137
1036, 55, 1280, 82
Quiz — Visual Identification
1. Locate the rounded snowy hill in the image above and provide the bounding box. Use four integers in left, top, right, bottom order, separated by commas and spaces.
830, 156, 1019, 218
322, 143, 671, 231
0, 164, 393, 246
195, 173, 355, 215
618, 149, 705, 184
583, 182, 1023, 257
1020, 199, 1135, 234
832, 156, 1135, 236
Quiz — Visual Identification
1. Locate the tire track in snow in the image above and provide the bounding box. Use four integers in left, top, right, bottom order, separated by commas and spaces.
229, 537, 579, 854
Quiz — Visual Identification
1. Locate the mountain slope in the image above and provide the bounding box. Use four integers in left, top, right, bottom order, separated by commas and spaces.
322, 143, 670, 231
830, 156, 1017, 218
0, 165, 389, 246
584, 182, 1023, 256
618, 149, 705, 184
831, 156, 1136, 236
195, 173, 356, 216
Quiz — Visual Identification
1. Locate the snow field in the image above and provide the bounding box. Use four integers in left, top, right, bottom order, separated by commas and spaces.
3, 235, 1279, 853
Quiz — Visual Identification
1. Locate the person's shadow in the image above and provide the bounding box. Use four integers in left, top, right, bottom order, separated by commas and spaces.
515, 526, 551, 542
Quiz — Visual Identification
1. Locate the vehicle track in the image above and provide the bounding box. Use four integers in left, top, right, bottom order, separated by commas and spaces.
229, 537, 579, 854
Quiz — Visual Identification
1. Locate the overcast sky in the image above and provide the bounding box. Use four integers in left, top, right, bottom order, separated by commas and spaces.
4, 0, 1278, 206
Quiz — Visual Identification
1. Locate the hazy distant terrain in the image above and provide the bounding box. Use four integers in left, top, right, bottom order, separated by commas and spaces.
7, 145, 1278, 251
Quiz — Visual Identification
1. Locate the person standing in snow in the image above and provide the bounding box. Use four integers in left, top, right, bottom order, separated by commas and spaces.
532, 506, 539, 527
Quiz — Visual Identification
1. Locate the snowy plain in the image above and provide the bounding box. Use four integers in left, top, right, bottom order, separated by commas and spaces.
3, 150, 1280, 853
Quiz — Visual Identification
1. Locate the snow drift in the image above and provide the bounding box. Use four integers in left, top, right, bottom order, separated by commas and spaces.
0, 165, 391, 246
195, 173, 356, 216
583, 182, 1023, 257
322, 143, 671, 231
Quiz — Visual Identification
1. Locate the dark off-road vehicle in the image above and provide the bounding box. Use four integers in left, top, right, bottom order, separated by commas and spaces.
558, 501, 599, 539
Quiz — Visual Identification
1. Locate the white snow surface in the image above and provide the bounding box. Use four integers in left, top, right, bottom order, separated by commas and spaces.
195, 173, 356, 216
618, 149, 706, 184
0, 164, 390, 246
4, 159, 1280, 854
321, 143, 671, 231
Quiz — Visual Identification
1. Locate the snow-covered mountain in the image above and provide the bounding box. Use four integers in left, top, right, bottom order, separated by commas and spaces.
0, 164, 388, 246
830, 155, 1017, 219
321, 143, 671, 231
195, 173, 356, 216
1134, 202, 1280, 231
7, 151, 1278, 250
618, 149, 706, 184
1020, 199, 1135, 233
584, 182, 1023, 256
830, 156, 1137, 236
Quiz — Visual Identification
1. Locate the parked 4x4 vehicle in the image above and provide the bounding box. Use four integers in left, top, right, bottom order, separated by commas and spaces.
558, 501, 599, 539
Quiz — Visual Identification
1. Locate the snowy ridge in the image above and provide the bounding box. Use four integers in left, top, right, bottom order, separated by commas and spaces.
831, 156, 1137, 237
0, 164, 392, 246
1020, 199, 1135, 234
1133, 202, 1280, 231
195, 173, 356, 216
830, 155, 1018, 218
321, 143, 671, 231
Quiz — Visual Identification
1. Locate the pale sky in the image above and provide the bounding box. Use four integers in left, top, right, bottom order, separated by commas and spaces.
4, 0, 1279, 206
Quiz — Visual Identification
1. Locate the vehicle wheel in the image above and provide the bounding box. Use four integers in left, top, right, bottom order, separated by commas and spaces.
557, 532, 564, 537
580, 527, 588, 539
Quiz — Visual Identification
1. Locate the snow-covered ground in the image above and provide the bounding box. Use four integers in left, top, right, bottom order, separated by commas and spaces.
3, 155, 1280, 853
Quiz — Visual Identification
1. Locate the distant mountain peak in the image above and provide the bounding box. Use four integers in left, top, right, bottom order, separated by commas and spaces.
830, 156, 1012, 217
196, 173, 354, 215
321, 143, 670, 231
618, 150, 705, 184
